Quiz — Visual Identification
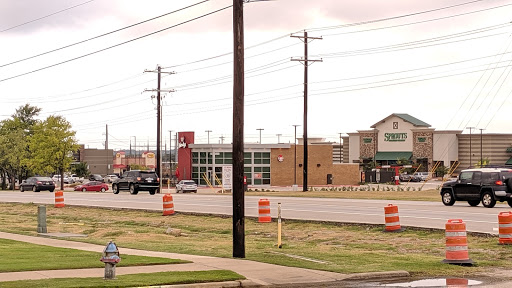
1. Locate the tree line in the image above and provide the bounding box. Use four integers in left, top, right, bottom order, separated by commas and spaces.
0, 104, 80, 190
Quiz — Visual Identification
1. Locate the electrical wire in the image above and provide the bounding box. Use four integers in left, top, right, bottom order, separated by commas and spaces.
1, 0, 96, 33
0, 0, 210, 68
0, 4, 231, 82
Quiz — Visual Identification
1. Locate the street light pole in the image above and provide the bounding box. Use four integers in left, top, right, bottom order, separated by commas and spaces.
257, 128, 264, 144
293, 125, 300, 189
169, 130, 173, 174
205, 130, 212, 144
466, 127, 474, 167
338, 133, 343, 163
480, 128, 485, 167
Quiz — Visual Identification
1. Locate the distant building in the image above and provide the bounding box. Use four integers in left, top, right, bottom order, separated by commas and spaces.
78, 145, 113, 176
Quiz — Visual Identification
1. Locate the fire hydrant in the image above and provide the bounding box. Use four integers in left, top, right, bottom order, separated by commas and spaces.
100, 241, 121, 279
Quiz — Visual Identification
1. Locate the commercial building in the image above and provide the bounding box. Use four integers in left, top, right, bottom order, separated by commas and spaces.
342, 113, 512, 173
176, 132, 360, 186
78, 145, 113, 176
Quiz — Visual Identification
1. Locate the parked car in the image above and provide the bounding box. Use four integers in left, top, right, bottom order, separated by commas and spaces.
69, 174, 84, 183
112, 170, 159, 195
440, 167, 512, 208
399, 173, 420, 182
74, 181, 109, 192
104, 174, 119, 183
413, 172, 430, 181
51, 175, 74, 184
89, 174, 104, 182
20, 177, 55, 192
176, 180, 198, 193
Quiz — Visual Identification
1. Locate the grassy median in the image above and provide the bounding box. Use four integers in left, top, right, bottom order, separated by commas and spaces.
0, 202, 511, 278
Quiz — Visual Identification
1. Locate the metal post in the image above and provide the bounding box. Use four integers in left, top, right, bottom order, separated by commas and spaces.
374, 128, 377, 167
293, 125, 300, 190
466, 127, 474, 167
338, 132, 342, 163
277, 202, 282, 248
276, 134, 281, 144
480, 128, 485, 167
206, 130, 212, 144
257, 128, 264, 144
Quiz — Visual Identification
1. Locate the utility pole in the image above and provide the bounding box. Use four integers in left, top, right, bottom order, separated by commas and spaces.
466, 127, 474, 167
293, 124, 300, 190
220, 135, 225, 144
205, 130, 212, 144
338, 132, 342, 163
105, 124, 109, 176
144, 65, 175, 194
291, 31, 322, 192
256, 128, 264, 144
276, 134, 282, 144
232, 0, 245, 259
480, 128, 485, 167
169, 130, 173, 173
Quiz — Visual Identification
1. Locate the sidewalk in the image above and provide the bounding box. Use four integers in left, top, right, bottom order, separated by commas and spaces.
0, 231, 408, 286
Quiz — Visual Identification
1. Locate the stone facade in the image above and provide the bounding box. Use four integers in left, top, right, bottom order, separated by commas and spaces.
412, 131, 433, 170
271, 145, 360, 186
360, 132, 377, 160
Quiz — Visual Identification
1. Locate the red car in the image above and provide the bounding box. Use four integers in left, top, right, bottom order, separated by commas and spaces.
74, 181, 109, 192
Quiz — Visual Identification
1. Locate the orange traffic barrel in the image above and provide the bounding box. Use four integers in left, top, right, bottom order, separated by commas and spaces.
498, 212, 512, 245
446, 278, 469, 288
383, 204, 404, 232
442, 219, 473, 265
258, 198, 271, 223
163, 194, 175, 216
54, 191, 65, 208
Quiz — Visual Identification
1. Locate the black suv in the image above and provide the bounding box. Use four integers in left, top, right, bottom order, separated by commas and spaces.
440, 168, 512, 208
112, 170, 159, 195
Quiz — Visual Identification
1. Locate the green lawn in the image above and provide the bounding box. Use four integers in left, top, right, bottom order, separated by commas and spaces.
0, 238, 187, 272
0, 270, 244, 288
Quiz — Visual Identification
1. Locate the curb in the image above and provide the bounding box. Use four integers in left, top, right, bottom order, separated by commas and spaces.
148, 280, 261, 287
343, 270, 410, 281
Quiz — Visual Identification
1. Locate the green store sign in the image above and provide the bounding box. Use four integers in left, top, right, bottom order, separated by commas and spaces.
384, 133, 407, 142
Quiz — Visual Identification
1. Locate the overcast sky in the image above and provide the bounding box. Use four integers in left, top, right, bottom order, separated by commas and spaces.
1, 0, 512, 151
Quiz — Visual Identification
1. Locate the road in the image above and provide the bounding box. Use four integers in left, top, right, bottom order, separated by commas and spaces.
0, 190, 509, 234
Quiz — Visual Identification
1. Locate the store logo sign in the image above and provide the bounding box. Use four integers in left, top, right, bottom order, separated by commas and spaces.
277, 155, 284, 162
384, 133, 407, 142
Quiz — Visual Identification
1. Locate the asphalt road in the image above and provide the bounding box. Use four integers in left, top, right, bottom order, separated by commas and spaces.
0, 190, 509, 234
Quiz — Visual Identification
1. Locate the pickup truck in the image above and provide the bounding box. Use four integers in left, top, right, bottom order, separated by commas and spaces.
440, 167, 512, 208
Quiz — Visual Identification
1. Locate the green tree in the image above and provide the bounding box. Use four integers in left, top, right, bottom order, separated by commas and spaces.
128, 164, 148, 171
29, 116, 79, 190
435, 165, 450, 177
475, 158, 490, 168
72, 162, 89, 178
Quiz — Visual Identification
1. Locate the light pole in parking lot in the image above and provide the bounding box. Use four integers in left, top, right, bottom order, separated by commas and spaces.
480, 128, 485, 167
256, 128, 264, 144
131, 136, 137, 165
466, 127, 474, 167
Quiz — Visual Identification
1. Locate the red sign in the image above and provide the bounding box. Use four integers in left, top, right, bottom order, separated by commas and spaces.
277, 155, 284, 162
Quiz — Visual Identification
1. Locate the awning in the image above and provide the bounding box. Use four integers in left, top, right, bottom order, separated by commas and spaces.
506, 157, 512, 165
375, 152, 412, 161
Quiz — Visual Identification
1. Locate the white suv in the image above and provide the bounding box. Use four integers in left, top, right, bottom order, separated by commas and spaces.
104, 174, 119, 183
413, 172, 430, 181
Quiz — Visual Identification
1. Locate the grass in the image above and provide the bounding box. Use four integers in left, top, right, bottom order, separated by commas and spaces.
246, 189, 441, 201
1, 203, 512, 279
0, 238, 187, 272
0, 270, 244, 288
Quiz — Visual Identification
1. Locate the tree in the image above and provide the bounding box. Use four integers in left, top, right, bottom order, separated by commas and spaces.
476, 158, 490, 168
29, 116, 79, 190
72, 162, 89, 178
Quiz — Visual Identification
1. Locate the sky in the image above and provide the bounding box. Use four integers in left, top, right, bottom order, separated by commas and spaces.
1, 0, 512, 151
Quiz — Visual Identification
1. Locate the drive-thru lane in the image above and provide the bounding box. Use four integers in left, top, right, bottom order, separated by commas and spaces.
0, 191, 506, 234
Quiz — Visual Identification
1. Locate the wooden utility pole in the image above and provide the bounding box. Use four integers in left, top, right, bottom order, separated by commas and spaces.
144, 66, 175, 193
291, 31, 322, 192
232, 0, 245, 259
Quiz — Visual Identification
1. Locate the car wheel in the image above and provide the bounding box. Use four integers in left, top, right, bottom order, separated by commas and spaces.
32, 185, 39, 192
101, 188, 106, 192
20, 186, 24, 192
82, 188, 87, 192
441, 190, 455, 206
112, 184, 119, 194
129, 184, 138, 195
50, 189, 54, 193
149, 189, 156, 195
468, 200, 480, 207
482, 192, 496, 208
193, 190, 197, 193
508, 199, 512, 208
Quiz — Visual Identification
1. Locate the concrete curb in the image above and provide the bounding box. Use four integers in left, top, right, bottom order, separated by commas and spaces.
155, 280, 261, 287
343, 270, 410, 280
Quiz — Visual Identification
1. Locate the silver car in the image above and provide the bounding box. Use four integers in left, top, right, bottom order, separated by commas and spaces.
176, 180, 197, 193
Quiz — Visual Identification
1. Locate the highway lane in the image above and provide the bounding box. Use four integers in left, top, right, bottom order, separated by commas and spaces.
0, 191, 509, 234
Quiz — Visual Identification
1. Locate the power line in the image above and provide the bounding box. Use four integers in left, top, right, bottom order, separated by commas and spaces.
0, 0, 210, 68
1, 0, 96, 33
0, 4, 231, 82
